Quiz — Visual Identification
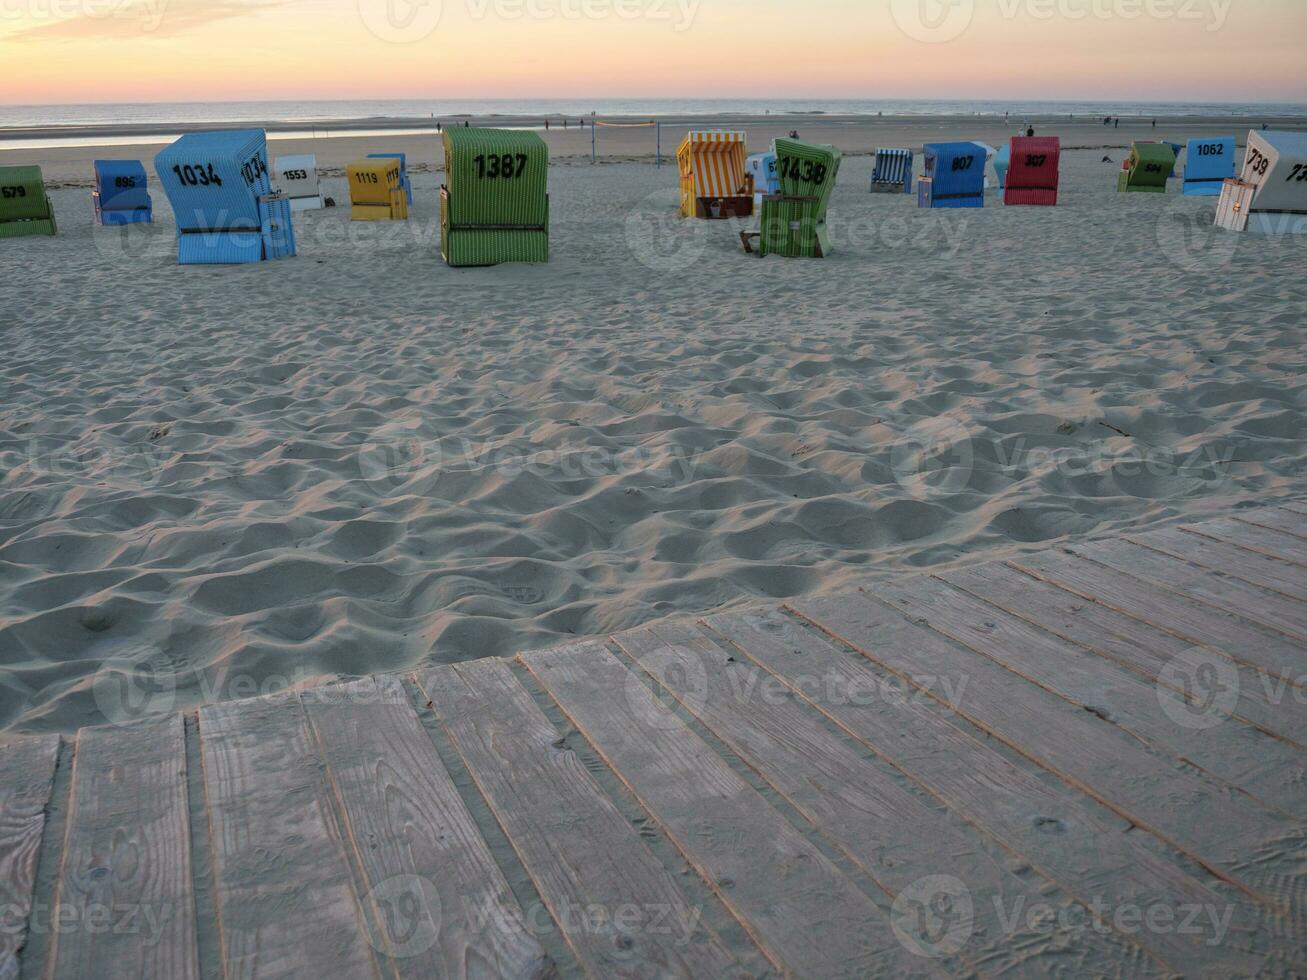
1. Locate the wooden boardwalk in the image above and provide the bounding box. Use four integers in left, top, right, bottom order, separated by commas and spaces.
4, 505, 1307, 978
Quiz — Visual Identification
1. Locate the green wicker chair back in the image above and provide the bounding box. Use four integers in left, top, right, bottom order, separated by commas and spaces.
757, 138, 841, 257
441, 128, 549, 266
0, 166, 57, 238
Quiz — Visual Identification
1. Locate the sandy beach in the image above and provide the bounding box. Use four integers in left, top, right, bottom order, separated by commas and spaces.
2, 113, 1305, 737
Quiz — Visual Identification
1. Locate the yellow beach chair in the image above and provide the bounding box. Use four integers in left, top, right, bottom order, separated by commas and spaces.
677, 132, 753, 218
347, 158, 408, 221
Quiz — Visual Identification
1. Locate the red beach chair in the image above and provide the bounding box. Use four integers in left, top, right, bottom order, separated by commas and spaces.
1004, 137, 1061, 206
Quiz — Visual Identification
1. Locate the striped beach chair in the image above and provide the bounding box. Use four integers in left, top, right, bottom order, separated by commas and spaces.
440, 128, 548, 266
741, 137, 841, 258
0, 166, 56, 238
1117, 143, 1174, 193
1004, 136, 1060, 206
155, 130, 295, 264
993, 143, 1010, 194
678, 132, 752, 218
1182, 137, 1236, 196
367, 152, 413, 205
272, 154, 323, 211
918, 142, 986, 208
870, 148, 913, 194
1165, 143, 1184, 178
746, 152, 778, 211
93, 160, 152, 225
347, 158, 408, 221
1216, 130, 1307, 235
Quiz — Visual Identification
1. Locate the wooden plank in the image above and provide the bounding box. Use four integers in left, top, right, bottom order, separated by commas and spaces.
876, 574, 1307, 815
0, 735, 60, 979
301, 675, 549, 979
942, 561, 1307, 752
708, 607, 1290, 975
788, 591, 1307, 925
613, 619, 1155, 976
48, 717, 197, 980
418, 658, 747, 980
1233, 507, 1307, 543
1126, 527, 1307, 602
521, 641, 933, 980
1195, 518, 1307, 567
1071, 538, 1307, 642
1013, 549, 1307, 698
200, 692, 380, 979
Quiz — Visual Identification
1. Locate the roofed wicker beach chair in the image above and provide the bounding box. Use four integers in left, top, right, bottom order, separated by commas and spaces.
740, 137, 841, 258
0, 166, 57, 238
367, 152, 413, 204
746, 151, 778, 211
1182, 137, 1236, 196
155, 130, 296, 264
92, 160, 152, 225
677, 132, 753, 218
870, 148, 913, 194
918, 142, 986, 208
440, 128, 549, 266
347, 158, 409, 221
993, 143, 1011, 194
1004, 136, 1061, 206
272, 154, 324, 211
1116, 143, 1174, 193
1216, 130, 1307, 235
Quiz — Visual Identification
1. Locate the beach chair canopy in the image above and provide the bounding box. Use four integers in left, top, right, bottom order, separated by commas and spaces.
748, 137, 841, 258
993, 143, 1011, 191
1004, 136, 1060, 205
1119, 142, 1174, 192
93, 160, 151, 221
870, 148, 913, 193
155, 130, 295, 263
746, 152, 778, 197
440, 127, 548, 265
272, 154, 323, 210
920, 142, 986, 207
1182, 137, 1236, 196
677, 132, 749, 217
347, 158, 408, 220
1165, 142, 1184, 177
0, 165, 57, 237
367, 152, 413, 204
1237, 130, 1307, 215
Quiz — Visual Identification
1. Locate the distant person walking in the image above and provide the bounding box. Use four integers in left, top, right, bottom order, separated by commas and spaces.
1026, 126, 1035, 138
545, 119, 550, 130
1114, 118, 1119, 129
1152, 119, 1157, 129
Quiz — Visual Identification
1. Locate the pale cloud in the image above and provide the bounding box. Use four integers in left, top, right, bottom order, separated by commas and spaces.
6, 0, 292, 41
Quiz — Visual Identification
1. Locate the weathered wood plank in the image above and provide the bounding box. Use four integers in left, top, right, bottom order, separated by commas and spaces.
301, 675, 549, 979
788, 591, 1307, 925
418, 658, 747, 980
1071, 538, 1307, 642
522, 641, 934, 980
200, 693, 380, 979
1126, 527, 1307, 602
0, 735, 60, 980
709, 607, 1290, 975
942, 561, 1307, 752
876, 574, 1307, 815
48, 717, 197, 980
614, 619, 1156, 976
1195, 518, 1307, 567
1013, 549, 1307, 698
1233, 507, 1307, 543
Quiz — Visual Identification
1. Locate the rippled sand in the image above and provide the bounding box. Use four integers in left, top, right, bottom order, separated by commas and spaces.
2, 147, 1305, 734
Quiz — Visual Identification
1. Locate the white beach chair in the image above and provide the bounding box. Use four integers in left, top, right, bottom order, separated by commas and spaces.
1215, 130, 1307, 235
272, 154, 324, 211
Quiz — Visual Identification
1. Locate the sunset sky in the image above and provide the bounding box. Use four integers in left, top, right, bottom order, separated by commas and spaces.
1, 0, 1304, 105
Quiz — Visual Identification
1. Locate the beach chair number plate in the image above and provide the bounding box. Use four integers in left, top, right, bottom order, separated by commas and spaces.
0, 186, 26, 199
171, 163, 225, 188
951, 155, 977, 172
283, 169, 310, 181
113, 176, 140, 188
1024, 154, 1048, 167
1144, 163, 1165, 174
1287, 165, 1307, 182
780, 159, 828, 184
473, 154, 529, 179
1195, 143, 1226, 157
1246, 149, 1271, 177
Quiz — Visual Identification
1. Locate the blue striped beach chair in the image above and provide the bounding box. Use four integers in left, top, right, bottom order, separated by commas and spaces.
93, 160, 152, 225
154, 129, 296, 264
1182, 137, 1236, 196
870, 148, 913, 194
918, 142, 986, 208
368, 152, 413, 204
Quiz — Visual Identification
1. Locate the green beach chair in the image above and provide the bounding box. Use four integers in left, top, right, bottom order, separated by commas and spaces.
741, 138, 841, 258
1117, 143, 1174, 193
440, 128, 549, 266
0, 166, 57, 238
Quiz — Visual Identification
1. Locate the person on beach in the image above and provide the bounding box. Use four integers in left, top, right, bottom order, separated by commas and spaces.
1026, 126, 1035, 137
1114, 118, 1119, 128
545, 119, 549, 130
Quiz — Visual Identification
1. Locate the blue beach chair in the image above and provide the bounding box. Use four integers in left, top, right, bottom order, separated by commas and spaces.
993, 143, 1010, 194
93, 160, 152, 225
155, 129, 296, 264
1165, 143, 1184, 178
746, 151, 778, 210
1182, 136, 1236, 196
368, 152, 413, 204
918, 142, 986, 208
870, 148, 913, 194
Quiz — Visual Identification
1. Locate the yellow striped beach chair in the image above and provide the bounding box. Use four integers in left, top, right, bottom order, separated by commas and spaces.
677, 132, 753, 219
